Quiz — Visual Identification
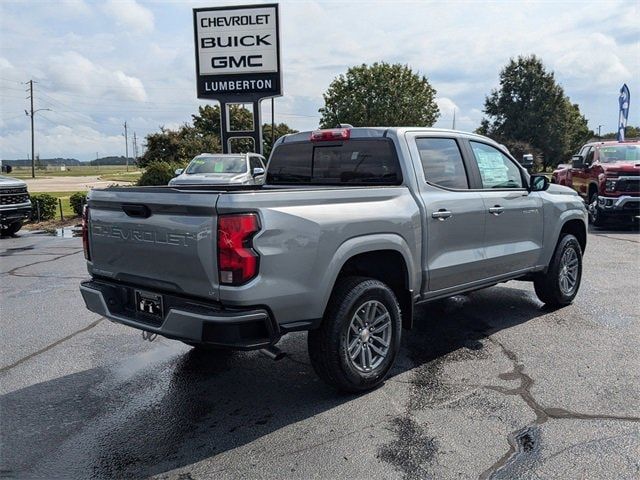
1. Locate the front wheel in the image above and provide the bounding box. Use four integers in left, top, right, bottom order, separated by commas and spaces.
1, 221, 22, 236
588, 193, 607, 227
308, 276, 402, 392
534, 234, 583, 307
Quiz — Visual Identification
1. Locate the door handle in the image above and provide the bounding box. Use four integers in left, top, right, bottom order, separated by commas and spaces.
488, 206, 504, 215
432, 209, 452, 220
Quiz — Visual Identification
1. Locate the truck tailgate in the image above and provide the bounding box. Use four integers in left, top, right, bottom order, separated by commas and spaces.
87, 188, 220, 300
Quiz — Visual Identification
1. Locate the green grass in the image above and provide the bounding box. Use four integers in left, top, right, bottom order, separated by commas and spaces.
99, 171, 142, 183
10, 165, 141, 179
36, 191, 80, 218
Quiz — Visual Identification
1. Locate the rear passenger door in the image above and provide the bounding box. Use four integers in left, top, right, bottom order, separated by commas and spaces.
407, 135, 488, 293
465, 140, 544, 276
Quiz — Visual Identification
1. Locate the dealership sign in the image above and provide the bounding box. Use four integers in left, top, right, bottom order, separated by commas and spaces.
193, 4, 282, 99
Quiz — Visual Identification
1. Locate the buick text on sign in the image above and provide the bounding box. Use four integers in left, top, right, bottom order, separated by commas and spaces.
194, 4, 281, 99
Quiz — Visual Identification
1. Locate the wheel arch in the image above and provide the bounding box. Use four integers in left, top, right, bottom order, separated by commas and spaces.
319, 235, 418, 330
559, 218, 587, 253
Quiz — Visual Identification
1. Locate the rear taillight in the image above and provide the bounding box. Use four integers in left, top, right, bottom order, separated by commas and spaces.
310, 128, 350, 141
82, 205, 90, 260
217, 213, 260, 285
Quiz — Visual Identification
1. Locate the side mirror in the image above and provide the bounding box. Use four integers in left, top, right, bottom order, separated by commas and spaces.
571, 155, 585, 169
174, 168, 184, 175
252, 167, 265, 177
529, 174, 550, 192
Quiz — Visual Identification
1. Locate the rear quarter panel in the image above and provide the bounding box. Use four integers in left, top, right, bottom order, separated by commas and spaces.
216, 187, 422, 326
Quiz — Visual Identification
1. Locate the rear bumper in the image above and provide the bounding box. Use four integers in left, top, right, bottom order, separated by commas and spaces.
598, 195, 640, 215
80, 279, 279, 350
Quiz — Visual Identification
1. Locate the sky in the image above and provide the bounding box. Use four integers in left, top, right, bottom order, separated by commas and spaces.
0, 0, 638, 161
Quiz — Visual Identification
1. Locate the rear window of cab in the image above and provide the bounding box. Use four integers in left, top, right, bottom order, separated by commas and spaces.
267, 139, 402, 185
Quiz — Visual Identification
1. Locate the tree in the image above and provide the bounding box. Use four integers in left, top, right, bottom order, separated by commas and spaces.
262, 122, 298, 158
477, 55, 591, 168
319, 62, 440, 128
139, 125, 220, 168
139, 105, 297, 168
601, 125, 639, 140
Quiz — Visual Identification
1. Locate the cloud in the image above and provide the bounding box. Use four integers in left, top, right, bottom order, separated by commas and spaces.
46, 51, 148, 102
102, 0, 154, 34
1, 0, 639, 160
553, 33, 631, 90
0, 57, 15, 71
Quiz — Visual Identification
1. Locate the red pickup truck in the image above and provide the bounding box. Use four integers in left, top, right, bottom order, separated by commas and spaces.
551, 140, 640, 226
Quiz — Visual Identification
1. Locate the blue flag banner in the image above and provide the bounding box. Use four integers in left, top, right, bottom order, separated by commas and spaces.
617, 84, 630, 142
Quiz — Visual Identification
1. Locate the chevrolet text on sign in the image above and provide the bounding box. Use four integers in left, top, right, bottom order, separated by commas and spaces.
193, 4, 281, 99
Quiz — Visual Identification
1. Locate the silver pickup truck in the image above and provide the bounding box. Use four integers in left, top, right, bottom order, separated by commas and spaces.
80, 127, 587, 392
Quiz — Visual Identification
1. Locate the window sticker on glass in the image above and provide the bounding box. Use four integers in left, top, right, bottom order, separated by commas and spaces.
475, 150, 509, 185
470, 142, 523, 189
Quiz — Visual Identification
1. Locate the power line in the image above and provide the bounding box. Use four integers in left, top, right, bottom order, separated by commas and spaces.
1, 113, 28, 121
34, 89, 320, 117
38, 114, 111, 143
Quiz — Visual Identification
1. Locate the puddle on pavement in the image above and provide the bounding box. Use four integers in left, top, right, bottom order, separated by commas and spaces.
32, 227, 82, 238
56, 227, 82, 238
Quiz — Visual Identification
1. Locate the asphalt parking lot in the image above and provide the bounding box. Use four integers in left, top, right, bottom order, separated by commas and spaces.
1, 227, 639, 479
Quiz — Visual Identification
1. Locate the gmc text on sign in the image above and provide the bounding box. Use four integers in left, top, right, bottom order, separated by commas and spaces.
194, 4, 281, 99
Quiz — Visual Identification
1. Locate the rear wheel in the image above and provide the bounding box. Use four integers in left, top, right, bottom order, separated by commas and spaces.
588, 192, 606, 227
308, 276, 402, 392
534, 234, 582, 307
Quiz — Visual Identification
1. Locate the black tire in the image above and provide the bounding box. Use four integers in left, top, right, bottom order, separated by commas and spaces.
588, 192, 606, 227
1, 221, 22, 236
534, 234, 583, 307
308, 276, 402, 393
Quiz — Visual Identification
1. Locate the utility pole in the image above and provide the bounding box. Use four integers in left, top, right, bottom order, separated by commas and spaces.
452, 108, 456, 130
598, 125, 603, 138
96, 151, 100, 171
133, 132, 138, 163
123, 121, 129, 172
25, 80, 51, 179
28, 80, 34, 179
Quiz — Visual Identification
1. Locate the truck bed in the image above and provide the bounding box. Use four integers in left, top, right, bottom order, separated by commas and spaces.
85, 184, 422, 326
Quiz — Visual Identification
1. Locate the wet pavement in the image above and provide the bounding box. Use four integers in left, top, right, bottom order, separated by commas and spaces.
1, 228, 639, 479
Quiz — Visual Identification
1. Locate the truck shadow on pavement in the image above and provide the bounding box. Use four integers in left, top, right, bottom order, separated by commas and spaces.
589, 222, 640, 235
1, 285, 551, 479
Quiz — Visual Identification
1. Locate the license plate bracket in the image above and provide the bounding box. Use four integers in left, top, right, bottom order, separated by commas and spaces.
135, 290, 164, 319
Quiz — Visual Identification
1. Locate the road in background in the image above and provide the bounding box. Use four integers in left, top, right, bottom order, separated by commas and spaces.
1, 228, 638, 479
22, 175, 133, 192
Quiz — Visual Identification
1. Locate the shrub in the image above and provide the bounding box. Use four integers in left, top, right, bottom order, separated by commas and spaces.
137, 162, 177, 186
29, 193, 58, 221
69, 192, 87, 216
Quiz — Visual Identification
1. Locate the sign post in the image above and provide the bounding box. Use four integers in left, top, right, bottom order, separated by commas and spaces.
193, 4, 282, 154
